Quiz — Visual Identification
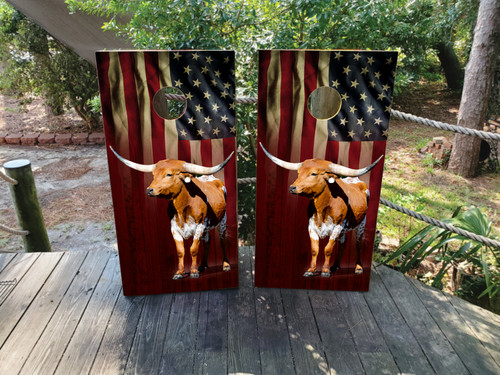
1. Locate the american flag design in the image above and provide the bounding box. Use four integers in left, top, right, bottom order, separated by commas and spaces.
96, 51, 238, 296
255, 50, 398, 291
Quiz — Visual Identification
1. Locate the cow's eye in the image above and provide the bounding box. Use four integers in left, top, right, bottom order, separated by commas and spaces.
165, 173, 172, 177
311, 173, 317, 176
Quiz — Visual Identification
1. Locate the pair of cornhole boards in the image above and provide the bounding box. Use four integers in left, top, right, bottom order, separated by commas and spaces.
96, 49, 397, 296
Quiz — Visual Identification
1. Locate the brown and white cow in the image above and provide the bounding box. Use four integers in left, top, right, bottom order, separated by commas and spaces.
260, 143, 382, 277
110, 146, 233, 279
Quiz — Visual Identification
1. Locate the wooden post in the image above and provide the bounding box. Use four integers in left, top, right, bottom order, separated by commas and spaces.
3, 159, 51, 252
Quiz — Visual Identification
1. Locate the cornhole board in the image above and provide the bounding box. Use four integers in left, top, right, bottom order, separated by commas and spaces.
96, 50, 238, 295
255, 50, 397, 291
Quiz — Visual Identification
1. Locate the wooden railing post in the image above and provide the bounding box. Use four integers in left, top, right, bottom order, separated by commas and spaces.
3, 159, 51, 252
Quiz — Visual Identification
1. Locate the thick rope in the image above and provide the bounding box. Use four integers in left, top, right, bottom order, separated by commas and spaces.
0, 170, 17, 185
390, 109, 500, 141
236, 177, 499, 249
379, 198, 500, 249
0, 223, 28, 236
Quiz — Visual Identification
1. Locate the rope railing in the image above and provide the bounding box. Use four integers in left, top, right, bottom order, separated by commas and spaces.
163, 93, 500, 140
0, 223, 28, 236
0, 170, 17, 185
236, 177, 499, 249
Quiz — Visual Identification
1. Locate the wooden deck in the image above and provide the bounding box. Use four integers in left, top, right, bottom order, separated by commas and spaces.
0, 247, 499, 375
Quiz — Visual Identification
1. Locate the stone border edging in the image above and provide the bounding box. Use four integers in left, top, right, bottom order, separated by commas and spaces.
0, 132, 105, 146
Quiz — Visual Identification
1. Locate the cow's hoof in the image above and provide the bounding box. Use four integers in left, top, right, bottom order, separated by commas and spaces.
173, 273, 185, 280
321, 271, 331, 278
190, 272, 200, 279
303, 271, 315, 277
355, 265, 363, 274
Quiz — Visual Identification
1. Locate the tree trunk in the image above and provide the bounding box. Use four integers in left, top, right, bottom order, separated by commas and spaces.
435, 41, 464, 91
448, 0, 500, 177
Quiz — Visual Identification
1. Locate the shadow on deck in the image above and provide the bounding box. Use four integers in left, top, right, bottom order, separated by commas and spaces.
0, 247, 499, 374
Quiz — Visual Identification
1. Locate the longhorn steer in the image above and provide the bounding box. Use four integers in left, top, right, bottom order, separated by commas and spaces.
110, 147, 233, 279
260, 143, 382, 278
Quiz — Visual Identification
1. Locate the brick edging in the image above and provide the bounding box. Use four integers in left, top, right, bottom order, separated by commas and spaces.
0, 132, 105, 146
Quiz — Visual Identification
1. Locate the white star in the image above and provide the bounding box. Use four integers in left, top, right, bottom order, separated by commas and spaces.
374, 71, 382, 79
351, 79, 359, 88
230, 126, 236, 133
353, 53, 361, 61
229, 102, 236, 110
364, 130, 372, 138
211, 79, 217, 86
367, 105, 375, 114
341, 93, 349, 101
340, 118, 348, 126
224, 56, 230, 63
367, 56, 375, 65
349, 105, 357, 114
331, 80, 340, 88
180, 129, 187, 137
361, 66, 369, 75
360, 92, 367, 101
220, 91, 229, 99
378, 92, 385, 101
204, 116, 212, 124
221, 114, 228, 122
188, 117, 196, 125
204, 91, 211, 99
206, 56, 213, 64
224, 82, 231, 89
193, 79, 201, 87
357, 117, 365, 126
183, 65, 192, 74
213, 127, 220, 136
214, 70, 221, 78
386, 57, 393, 65
374, 117, 382, 126
173, 52, 181, 60
174, 79, 183, 88
343, 66, 351, 75
185, 92, 193, 100
382, 84, 390, 91
201, 66, 209, 74
369, 81, 376, 88
348, 130, 355, 138
192, 52, 199, 60
334, 52, 343, 60
212, 103, 220, 111
197, 128, 204, 136
195, 104, 202, 112
385, 105, 392, 112
382, 129, 389, 137
330, 130, 338, 137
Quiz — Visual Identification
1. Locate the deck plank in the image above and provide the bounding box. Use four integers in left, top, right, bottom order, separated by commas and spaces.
376, 265, 468, 375
0, 249, 499, 375
0, 253, 16, 273
193, 290, 229, 375
309, 290, 365, 374
409, 276, 500, 374
254, 285, 295, 374
227, 246, 261, 374
0, 251, 88, 374
365, 267, 436, 374
124, 293, 173, 374
158, 292, 200, 375
281, 288, 330, 374
0, 252, 58, 348
446, 293, 500, 367
336, 290, 401, 375
90, 293, 146, 375
54, 252, 121, 375
22, 251, 113, 375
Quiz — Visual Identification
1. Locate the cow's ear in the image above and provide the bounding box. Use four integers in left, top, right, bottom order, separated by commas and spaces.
325, 175, 335, 184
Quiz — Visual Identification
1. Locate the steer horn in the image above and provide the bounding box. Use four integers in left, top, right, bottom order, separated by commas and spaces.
259, 143, 302, 170
109, 146, 156, 172
329, 155, 384, 177
182, 152, 234, 175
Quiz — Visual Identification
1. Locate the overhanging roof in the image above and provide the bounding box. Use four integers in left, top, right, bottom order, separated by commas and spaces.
6, 0, 132, 65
